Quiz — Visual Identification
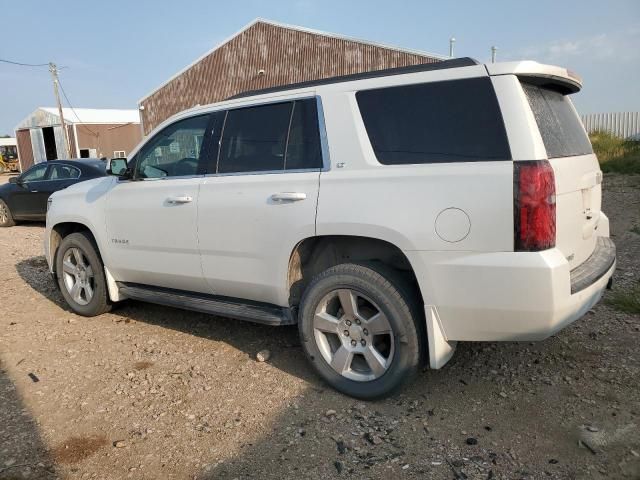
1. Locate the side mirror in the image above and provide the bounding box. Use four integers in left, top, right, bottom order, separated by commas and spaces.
107, 158, 129, 177
8, 176, 20, 185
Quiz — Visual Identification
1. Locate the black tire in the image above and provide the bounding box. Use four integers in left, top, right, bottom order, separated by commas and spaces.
0, 199, 16, 227
55, 231, 111, 317
298, 263, 424, 399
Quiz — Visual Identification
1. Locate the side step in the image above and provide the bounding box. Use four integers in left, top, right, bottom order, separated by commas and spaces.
118, 283, 295, 326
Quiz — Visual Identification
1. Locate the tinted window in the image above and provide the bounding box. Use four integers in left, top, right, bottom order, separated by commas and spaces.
285, 99, 323, 170
218, 103, 291, 173
49, 164, 81, 180
136, 115, 209, 179
521, 82, 592, 158
356, 77, 511, 164
21, 163, 48, 182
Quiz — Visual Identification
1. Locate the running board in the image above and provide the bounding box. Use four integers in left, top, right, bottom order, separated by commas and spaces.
117, 283, 295, 326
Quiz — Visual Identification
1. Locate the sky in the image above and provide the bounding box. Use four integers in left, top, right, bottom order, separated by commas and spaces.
1, 0, 639, 134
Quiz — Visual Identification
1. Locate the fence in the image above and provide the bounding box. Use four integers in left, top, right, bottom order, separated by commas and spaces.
581, 112, 640, 140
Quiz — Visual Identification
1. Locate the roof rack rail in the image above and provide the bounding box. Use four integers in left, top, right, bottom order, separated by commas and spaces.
228, 57, 480, 100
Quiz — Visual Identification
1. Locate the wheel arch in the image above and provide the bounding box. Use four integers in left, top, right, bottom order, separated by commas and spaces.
49, 221, 104, 274
287, 235, 424, 309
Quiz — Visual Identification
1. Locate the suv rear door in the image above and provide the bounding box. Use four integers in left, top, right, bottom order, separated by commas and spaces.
520, 80, 601, 269
197, 98, 323, 306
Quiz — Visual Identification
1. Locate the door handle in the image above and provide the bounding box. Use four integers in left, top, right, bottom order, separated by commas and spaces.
270, 192, 307, 202
166, 195, 193, 204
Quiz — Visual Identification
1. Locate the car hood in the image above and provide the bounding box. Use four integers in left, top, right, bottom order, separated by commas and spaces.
50, 176, 116, 201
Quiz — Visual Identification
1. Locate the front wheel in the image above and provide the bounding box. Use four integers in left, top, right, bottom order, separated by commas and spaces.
55, 232, 111, 316
298, 263, 424, 399
0, 199, 15, 227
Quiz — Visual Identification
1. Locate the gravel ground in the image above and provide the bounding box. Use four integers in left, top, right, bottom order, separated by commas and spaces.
0, 173, 638, 480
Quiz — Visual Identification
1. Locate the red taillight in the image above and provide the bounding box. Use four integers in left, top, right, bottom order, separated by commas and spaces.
514, 160, 556, 251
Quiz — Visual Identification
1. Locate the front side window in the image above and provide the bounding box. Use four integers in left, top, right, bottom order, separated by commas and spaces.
21, 163, 48, 182
49, 164, 81, 180
136, 115, 209, 179
356, 77, 511, 164
521, 82, 592, 158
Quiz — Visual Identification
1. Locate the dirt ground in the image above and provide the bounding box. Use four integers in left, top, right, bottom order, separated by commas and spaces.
0, 174, 638, 480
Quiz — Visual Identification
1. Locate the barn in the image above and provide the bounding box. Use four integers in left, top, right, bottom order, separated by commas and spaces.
14, 107, 142, 171
139, 19, 444, 135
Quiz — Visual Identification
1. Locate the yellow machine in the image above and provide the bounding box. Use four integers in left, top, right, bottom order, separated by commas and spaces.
0, 141, 20, 173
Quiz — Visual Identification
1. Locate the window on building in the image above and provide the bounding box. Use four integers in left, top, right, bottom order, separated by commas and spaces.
113, 150, 126, 159
356, 77, 511, 164
136, 115, 209, 179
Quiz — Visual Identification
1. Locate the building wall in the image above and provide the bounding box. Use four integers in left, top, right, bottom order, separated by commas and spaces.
140, 21, 439, 135
75, 123, 142, 158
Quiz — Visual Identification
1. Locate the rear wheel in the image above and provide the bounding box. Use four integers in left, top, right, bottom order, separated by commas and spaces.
55, 232, 111, 316
0, 199, 15, 227
298, 263, 423, 399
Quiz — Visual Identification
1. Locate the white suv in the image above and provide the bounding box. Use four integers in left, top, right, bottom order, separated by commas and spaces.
45, 58, 616, 399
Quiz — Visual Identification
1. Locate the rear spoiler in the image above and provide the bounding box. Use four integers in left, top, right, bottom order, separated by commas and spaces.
486, 61, 582, 93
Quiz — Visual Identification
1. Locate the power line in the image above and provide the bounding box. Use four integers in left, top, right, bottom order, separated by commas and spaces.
57, 76, 98, 137
0, 58, 49, 67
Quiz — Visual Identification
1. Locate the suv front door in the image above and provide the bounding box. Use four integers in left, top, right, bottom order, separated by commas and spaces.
104, 114, 212, 293
197, 99, 324, 306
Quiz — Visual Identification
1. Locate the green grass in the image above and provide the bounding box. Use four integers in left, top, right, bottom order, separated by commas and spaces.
590, 130, 640, 174
606, 284, 640, 314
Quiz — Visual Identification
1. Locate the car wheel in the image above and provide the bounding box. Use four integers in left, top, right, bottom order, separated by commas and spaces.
0, 199, 15, 227
298, 263, 424, 399
55, 232, 111, 317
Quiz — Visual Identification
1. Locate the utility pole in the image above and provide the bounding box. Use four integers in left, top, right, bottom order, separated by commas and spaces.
49, 62, 70, 159
449, 37, 456, 58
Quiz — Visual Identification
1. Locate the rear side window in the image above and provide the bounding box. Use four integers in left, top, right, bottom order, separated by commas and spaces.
49, 164, 81, 180
521, 82, 592, 158
217, 99, 323, 174
285, 100, 323, 170
356, 77, 511, 164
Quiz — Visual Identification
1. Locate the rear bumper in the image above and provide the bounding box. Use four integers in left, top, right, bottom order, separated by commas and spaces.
406, 235, 616, 343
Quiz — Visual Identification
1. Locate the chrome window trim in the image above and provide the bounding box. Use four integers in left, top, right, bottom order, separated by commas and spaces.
315, 96, 331, 172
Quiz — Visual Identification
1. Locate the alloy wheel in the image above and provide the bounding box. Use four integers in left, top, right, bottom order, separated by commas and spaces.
313, 288, 395, 382
61, 247, 95, 306
0, 203, 8, 224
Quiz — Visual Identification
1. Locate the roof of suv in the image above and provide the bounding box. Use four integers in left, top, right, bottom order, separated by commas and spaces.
229, 57, 481, 99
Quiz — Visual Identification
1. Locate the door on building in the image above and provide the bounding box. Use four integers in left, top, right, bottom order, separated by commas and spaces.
104, 113, 212, 293
197, 99, 323, 306
42, 127, 58, 160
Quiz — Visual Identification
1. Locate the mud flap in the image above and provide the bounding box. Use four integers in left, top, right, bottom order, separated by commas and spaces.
425, 305, 457, 369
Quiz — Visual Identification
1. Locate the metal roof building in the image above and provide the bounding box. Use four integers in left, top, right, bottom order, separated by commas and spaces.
139, 19, 444, 135
14, 107, 142, 171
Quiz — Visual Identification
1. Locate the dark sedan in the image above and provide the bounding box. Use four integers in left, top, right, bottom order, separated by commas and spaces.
0, 159, 107, 227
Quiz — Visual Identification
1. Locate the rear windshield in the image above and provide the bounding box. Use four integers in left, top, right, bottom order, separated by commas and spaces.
356, 77, 511, 165
521, 82, 592, 158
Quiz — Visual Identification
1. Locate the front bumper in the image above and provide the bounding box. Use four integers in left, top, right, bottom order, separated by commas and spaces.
406, 236, 616, 343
